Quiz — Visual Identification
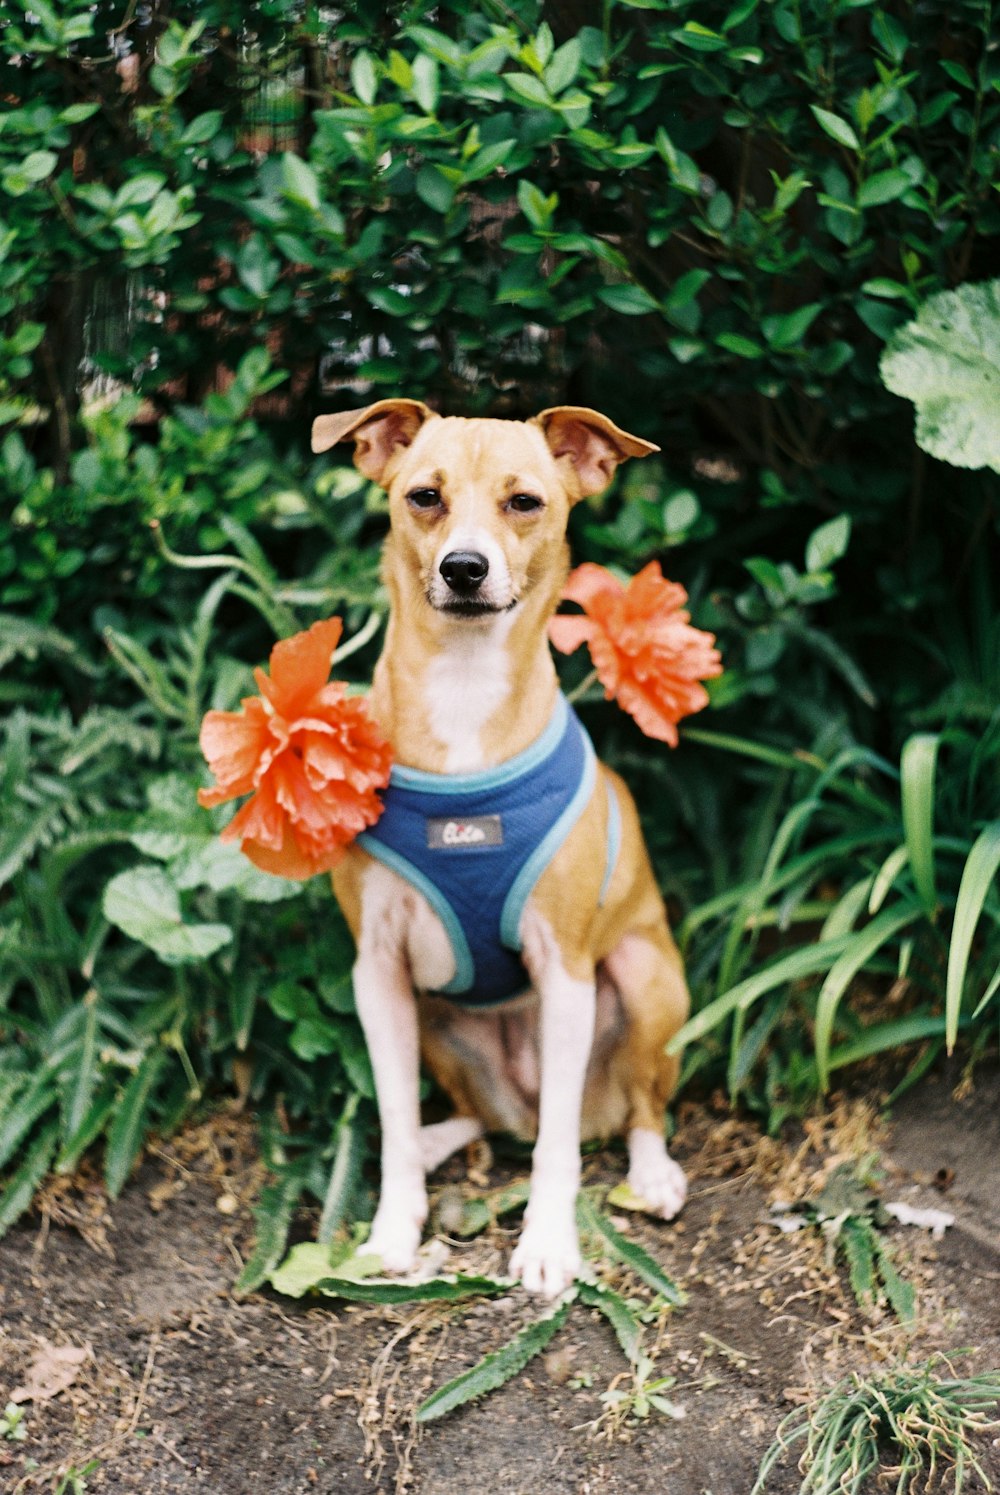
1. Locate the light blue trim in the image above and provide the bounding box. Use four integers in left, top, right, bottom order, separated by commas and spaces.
387, 693, 569, 796
599, 778, 622, 907
499, 732, 598, 949
355, 834, 474, 995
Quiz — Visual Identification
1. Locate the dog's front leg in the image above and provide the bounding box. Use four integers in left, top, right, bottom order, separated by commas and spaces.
353, 946, 426, 1274
511, 918, 596, 1297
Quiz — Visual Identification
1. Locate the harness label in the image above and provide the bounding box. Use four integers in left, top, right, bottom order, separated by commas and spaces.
426, 814, 503, 849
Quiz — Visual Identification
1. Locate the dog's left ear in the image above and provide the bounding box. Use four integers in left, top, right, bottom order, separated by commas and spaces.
311, 399, 434, 484
535, 406, 659, 501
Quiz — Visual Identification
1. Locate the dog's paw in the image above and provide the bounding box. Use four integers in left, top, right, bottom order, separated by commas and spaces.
510, 1217, 582, 1298
367, 1192, 427, 1275
627, 1129, 687, 1221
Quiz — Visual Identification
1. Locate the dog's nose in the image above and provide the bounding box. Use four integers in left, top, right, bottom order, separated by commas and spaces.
439, 551, 489, 594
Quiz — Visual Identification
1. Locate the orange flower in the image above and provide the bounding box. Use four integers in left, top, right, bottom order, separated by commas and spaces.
549, 562, 722, 746
198, 617, 392, 879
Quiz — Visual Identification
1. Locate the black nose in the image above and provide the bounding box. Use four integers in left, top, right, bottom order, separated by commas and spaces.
440, 550, 489, 594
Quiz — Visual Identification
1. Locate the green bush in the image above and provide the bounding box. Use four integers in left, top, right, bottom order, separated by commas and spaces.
1, 1, 998, 1248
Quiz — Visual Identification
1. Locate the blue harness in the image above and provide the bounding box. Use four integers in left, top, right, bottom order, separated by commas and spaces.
357, 694, 621, 1007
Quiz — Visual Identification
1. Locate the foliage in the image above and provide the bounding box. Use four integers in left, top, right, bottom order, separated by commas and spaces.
881, 279, 1000, 473
752, 1357, 1000, 1495
0, 0, 999, 1234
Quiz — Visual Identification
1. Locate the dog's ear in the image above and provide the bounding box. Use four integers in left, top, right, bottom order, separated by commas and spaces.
534, 406, 659, 501
311, 399, 434, 483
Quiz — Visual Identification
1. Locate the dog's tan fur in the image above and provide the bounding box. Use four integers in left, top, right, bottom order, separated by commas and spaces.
312, 401, 690, 1294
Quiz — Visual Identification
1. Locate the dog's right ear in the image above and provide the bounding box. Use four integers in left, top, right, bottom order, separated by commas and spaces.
311, 399, 433, 484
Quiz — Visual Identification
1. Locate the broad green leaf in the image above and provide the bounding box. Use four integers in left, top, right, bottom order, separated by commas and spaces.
597, 283, 658, 315
281, 152, 320, 211
350, 51, 377, 105
857, 168, 912, 208
805, 514, 851, 572
269, 1240, 383, 1297
416, 1290, 575, 1422
900, 734, 939, 913
945, 821, 1000, 1052
810, 106, 860, 150
762, 302, 822, 350
103, 866, 232, 964
880, 280, 1000, 472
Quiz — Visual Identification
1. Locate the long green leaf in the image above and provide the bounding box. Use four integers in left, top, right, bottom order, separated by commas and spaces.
814, 905, 918, 1091
868, 845, 909, 915
234, 1173, 303, 1296
312, 1273, 510, 1304
65, 995, 99, 1138
578, 1279, 644, 1364
317, 1093, 364, 1244
872, 1235, 915, 1323
54, 1080, 117, 1175
945, 820, 1000, 1052
900, 733, 939, 913
577, 1194, 685, 1305
0, 1071, 57, 1171
0, 1122, 58, 1239
670, 934, 855, 1050
104, 1047, 168, 1197
416, 1290, 576, 1423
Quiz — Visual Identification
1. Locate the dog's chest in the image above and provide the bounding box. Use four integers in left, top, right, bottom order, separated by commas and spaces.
422, 623, 514, 771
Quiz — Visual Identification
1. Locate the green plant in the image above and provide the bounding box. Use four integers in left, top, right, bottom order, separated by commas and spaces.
752, 1357, 1000, 1494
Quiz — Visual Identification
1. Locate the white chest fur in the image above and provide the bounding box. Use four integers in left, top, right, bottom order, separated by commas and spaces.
423, 613, 515, 771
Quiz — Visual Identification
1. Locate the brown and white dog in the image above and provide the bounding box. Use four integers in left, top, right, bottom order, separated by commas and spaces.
311, 400, 690, 1297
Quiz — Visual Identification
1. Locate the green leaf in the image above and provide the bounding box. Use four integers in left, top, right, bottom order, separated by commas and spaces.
577, 1195, 685, 1304
269, 1240, 383, 1297
857, 168, 912, 209
671, 936, 855, 1049
281, 152, 320, 211
762, 302, 823, 350
235, 1173, 304, 1296
416, 1291, 575, 1422
311, 1273, 510, 1304
0, 1123, 58, 1240
945, 821, 1000, 1053
104, 1048, 168, 1198
809, 107, 860, 150
102, 867, 232, 965
596, 284, 658, 316
805, 514, 851, 572
871, 1234, 915, 1322
411, 53, 439, 114
0, 1074, 57, 1171
350, 50, 378, 105
716, 332, 764, 358
415, 165, 456, 214
545, 38, 581, 95
814, 904, 918, 1091
880, 280, 1000, 472
900, 734, 939, 913
578, 1280, 644, 1364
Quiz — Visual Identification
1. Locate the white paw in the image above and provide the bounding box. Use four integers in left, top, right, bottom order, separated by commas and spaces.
628, 1153, 687, 1221
367, 1190, 427, 1274
627, 1129, 687, 1221
510, 1216, 582, 1298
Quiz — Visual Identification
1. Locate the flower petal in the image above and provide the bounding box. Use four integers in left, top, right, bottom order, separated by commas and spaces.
258, 617, 343, 717
547, 615, 596, 655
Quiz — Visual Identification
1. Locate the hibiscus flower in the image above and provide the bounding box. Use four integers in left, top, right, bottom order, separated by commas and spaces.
548, 561, 722, 746
198, 617, 392, 878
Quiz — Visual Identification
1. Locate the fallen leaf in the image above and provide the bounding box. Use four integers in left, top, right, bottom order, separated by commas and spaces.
11, 1342, 92, 1404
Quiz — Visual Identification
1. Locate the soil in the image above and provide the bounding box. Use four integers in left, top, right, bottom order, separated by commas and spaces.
2, 1068, 999, 1495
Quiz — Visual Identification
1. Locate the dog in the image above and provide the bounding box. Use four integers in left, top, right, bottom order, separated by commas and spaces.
311, 400, 691, 1297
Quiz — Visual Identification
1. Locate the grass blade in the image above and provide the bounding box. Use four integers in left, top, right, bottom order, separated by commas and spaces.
945, 820, 1000, 1052
416, 1290, 575, 1423
868, 845, 909, 915
814, 904, 917, 1091
0, 1122, 58, 1239
104, 1047, 168, 1198
670, 935, 855, 1051
900, 733, 939, 914
578, 1279, 644, 1364
577, 1194, 685, 1305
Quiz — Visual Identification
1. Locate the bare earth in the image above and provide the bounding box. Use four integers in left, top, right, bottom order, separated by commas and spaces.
2, 1067, 999, 1495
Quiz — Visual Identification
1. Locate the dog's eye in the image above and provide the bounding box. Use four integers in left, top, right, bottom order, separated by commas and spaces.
506, 494, 543, 514
407, 488, 443, 511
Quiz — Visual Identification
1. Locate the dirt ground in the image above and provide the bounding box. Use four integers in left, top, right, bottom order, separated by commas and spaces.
2, 1067, 999, 1495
